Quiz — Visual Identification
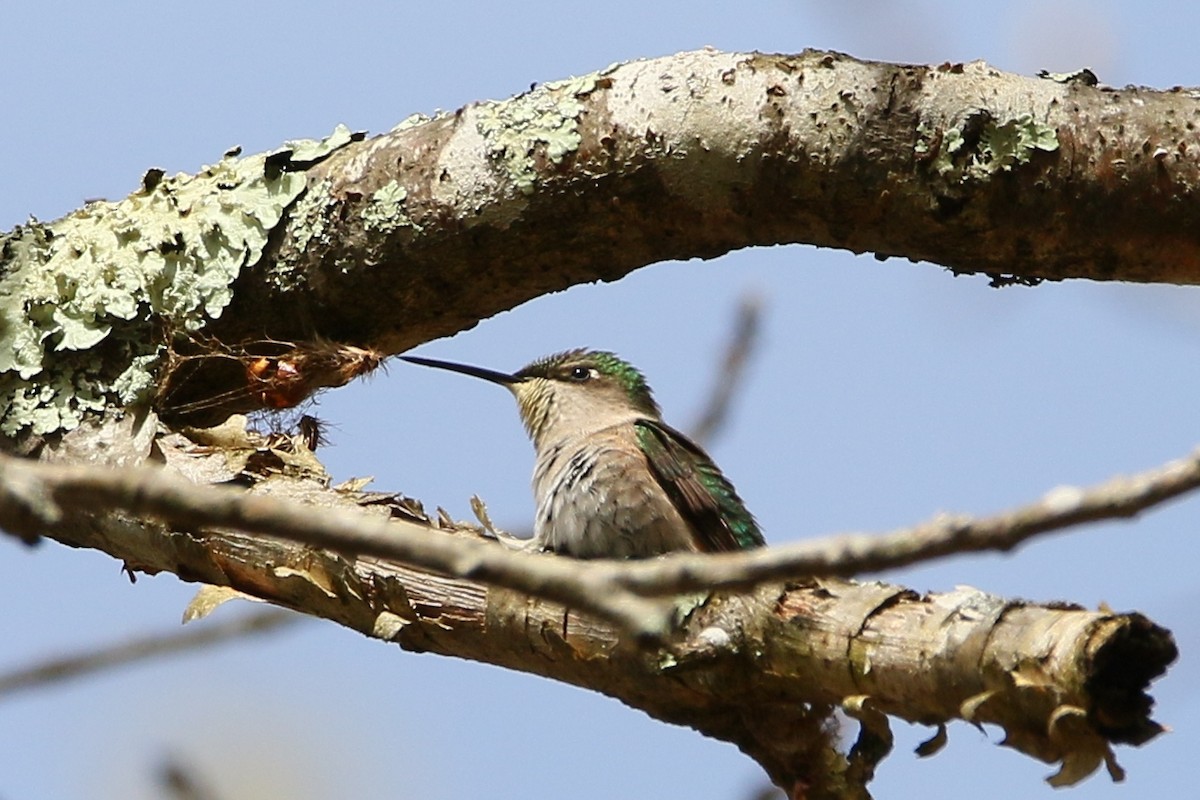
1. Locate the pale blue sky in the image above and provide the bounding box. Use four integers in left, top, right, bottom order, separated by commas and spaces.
2, 2, 1198, 798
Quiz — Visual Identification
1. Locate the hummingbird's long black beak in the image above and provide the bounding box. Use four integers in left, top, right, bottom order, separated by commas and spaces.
400, 355, 520, 386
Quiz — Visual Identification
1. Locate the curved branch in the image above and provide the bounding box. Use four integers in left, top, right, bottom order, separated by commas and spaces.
226, 49, 1200, 350
10, 49, 1200, 364
9, 49, 1200, 437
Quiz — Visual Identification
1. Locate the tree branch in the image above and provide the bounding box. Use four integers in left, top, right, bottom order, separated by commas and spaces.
0, 436, 1176, 796
605, 447, 1200, 594
215, 50, 1200, 349
8, 49, 1200, 436
4, 446, 1197, 626
0, 448, 676, 641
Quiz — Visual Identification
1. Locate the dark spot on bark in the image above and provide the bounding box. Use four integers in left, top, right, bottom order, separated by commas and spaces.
934, 193, 967, 219
1093, 247, 1120, 280
958, 110, 994, 153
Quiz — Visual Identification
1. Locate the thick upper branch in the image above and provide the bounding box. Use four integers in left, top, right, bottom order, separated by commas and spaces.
7, 49, 1200, 438
220, 49, 1200, 349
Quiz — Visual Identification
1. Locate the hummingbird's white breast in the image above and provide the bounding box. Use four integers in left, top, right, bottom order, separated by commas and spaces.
530, 425, 698, 558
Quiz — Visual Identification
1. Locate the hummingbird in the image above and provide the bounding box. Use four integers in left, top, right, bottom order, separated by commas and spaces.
400, 349, 764, 559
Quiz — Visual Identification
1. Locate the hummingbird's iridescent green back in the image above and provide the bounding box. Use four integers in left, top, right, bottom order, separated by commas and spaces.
635, 419, 764, 552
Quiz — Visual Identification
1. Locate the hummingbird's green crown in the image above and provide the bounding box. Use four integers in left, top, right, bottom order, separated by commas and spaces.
515, 349, 661, 417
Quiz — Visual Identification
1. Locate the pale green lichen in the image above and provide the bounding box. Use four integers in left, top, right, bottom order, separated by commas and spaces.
361, 179, 419, 234
978, 114, 1059, 171
475, 74, 599, 194
387, 110, 456, 137
0, 125, 360, 437
389, 112, 434, 134
285, 123, 360, 163
283, 177, 332, 273
926, 113, 1058, 180
2, 346, 133, 436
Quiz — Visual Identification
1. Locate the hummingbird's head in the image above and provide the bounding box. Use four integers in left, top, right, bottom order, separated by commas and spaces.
401, 349, 660, 447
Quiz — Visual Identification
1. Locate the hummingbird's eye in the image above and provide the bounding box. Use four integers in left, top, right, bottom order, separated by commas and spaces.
568, 366, 593, 382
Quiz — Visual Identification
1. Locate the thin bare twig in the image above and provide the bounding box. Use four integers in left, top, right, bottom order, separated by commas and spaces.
0, 608, 298, 698
159, 756, 226, 800
3, 449, 1199, 639
689, 293, 763, 448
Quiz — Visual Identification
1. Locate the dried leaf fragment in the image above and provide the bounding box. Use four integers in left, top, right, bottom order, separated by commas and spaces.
182, 584, 264, 623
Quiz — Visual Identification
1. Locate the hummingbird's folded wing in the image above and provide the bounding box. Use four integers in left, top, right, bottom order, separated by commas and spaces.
634, 419, 765, 552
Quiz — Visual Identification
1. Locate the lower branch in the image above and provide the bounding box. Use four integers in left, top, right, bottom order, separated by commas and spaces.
6, 439, 1199, 632
0, 430, 1176, 798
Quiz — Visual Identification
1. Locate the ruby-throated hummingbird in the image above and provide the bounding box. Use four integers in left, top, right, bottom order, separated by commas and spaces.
401, 349, 764, 559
